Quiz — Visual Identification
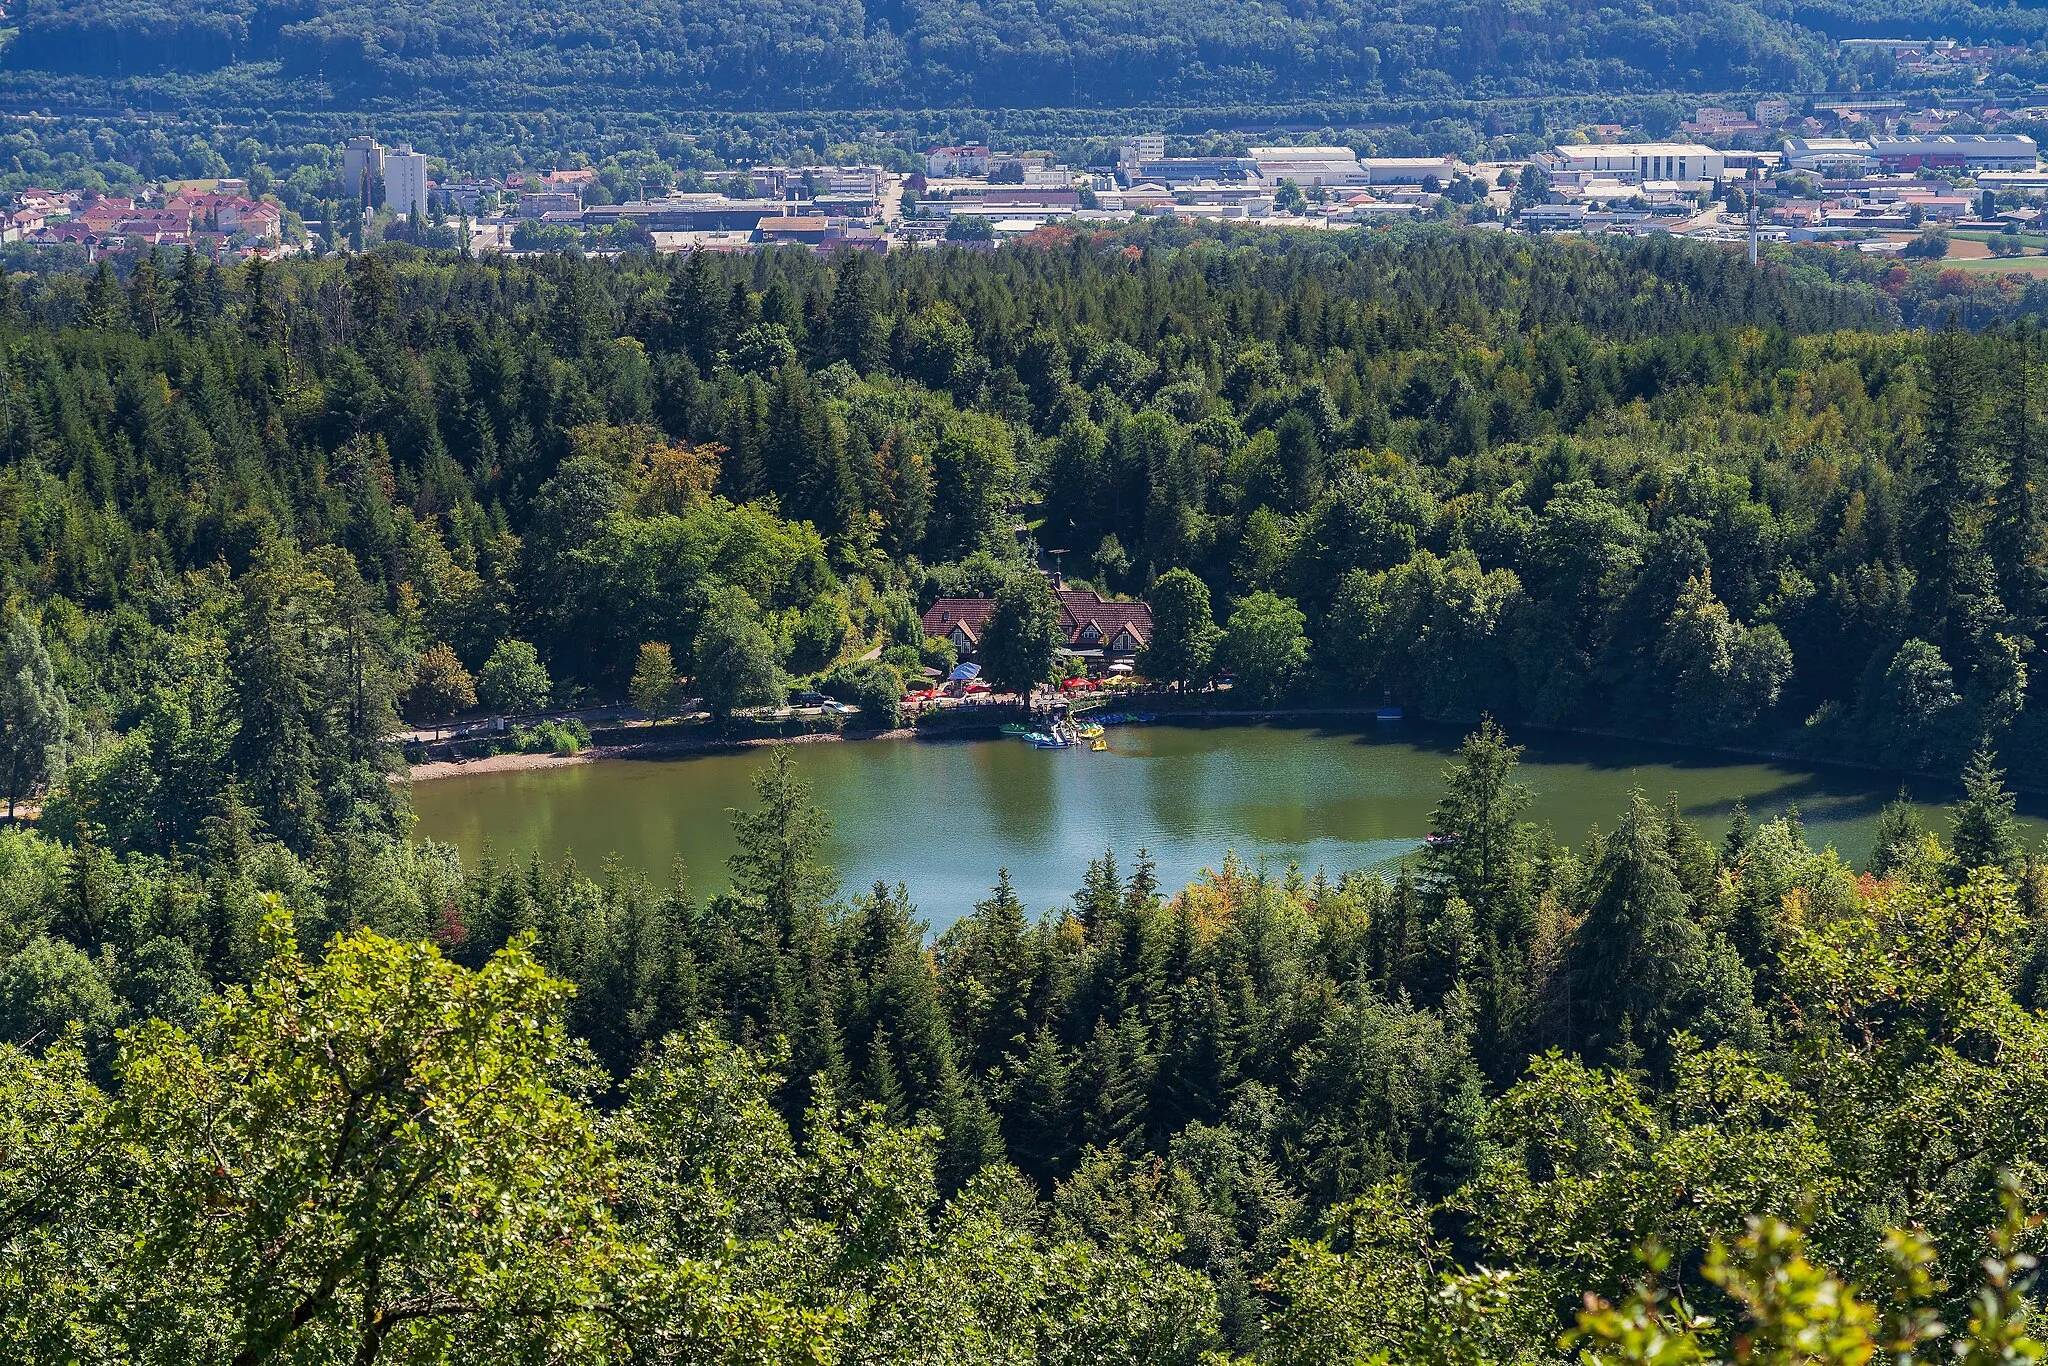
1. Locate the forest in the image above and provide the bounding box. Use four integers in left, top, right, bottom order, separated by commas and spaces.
0, 0, 1979, 114
1, 722, 2044, 1362
0, 223, 2043, 1359
0, 226, 2037, 854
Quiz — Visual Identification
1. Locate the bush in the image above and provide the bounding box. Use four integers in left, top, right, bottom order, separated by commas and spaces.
920, 635, 959, 675
822, 660, 905, 728
790, 596, 852, 674
507, 719, 591, 756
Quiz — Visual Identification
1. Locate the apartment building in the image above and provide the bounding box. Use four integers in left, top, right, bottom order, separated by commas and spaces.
384, 145, 431, 219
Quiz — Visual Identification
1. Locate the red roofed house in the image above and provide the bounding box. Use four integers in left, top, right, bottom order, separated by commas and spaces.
921, 585, 1153, 674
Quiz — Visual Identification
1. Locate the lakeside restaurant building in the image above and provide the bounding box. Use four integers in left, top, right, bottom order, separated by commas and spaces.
922, 589, 1154, 675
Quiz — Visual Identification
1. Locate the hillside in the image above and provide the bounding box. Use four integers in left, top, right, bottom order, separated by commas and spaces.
0, 0, 1854, 111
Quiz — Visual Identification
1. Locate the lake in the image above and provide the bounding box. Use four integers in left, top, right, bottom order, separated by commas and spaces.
409, 722, 2046, 931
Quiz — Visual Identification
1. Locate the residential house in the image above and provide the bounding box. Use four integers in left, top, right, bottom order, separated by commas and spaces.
920, 588, 1154, 674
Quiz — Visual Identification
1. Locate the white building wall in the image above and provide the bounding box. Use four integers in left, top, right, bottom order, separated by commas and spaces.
385, 147, 431, 219
341, 137, 383, 204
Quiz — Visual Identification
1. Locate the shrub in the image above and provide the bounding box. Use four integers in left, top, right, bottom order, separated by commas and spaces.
506, 720, 591, 756
822, 660, 905, 728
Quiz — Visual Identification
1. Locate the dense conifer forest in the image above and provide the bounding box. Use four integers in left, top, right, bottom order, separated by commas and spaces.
0, 225, 2045, 1361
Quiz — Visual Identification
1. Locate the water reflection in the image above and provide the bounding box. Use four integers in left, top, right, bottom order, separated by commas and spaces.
411, 723, 2046, 931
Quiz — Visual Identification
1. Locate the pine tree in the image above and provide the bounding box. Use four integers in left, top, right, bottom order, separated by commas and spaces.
859, 1023, 908, 1124
0, 611, 68, 821
84, 260, 127, 331
1006, 1029, 1075, 1186
1566, 791, 1706, 1070
1869, 789, 1927, 878
1951, 747, 2024, 876
727, 748, 839, 938
127, 250, 165, 337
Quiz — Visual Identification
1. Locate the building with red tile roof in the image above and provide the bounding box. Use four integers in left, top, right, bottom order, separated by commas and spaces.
921, 586, 1152, 670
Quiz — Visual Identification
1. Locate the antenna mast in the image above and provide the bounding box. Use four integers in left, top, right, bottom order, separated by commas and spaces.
1747, 166, 1759, 266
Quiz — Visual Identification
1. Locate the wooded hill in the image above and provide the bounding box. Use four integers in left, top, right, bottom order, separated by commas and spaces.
0, 0, 1950, 113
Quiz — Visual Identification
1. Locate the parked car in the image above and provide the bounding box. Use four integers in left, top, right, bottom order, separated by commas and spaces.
792, 690, 828, 706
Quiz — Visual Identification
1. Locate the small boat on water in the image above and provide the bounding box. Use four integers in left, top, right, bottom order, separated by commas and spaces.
1076, 723, 1104, 739
1028, 732, 1073, 748
1090, 738, 1108, 751
999, 722, 1033, 736
1376, 705, 1404, 721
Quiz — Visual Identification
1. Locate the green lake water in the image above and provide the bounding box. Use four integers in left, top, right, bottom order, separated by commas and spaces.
410, 722, 2047, 930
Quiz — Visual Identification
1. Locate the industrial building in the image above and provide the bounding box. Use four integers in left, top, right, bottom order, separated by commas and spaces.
1542, 143, 1726, 185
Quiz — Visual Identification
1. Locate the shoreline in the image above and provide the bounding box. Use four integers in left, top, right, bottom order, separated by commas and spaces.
407, 726, 920, 781
403, 703, 2043, 800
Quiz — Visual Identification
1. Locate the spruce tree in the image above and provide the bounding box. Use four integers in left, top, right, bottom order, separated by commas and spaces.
1007, 1029, 1075, 1186
127, 250, 165, 336
0, 611, 68, 822
1424, 718, 1533, 942
84, 260, 127, 331
1951, 747, 2024, 876
1566, 791, 1706, 1070
1990, 330, 2047, 638
859, 1023, 907, 1123
727, 748, 838, 938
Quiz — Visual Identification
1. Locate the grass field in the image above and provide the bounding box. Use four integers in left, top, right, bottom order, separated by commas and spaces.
1940, 255, 2048, 276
